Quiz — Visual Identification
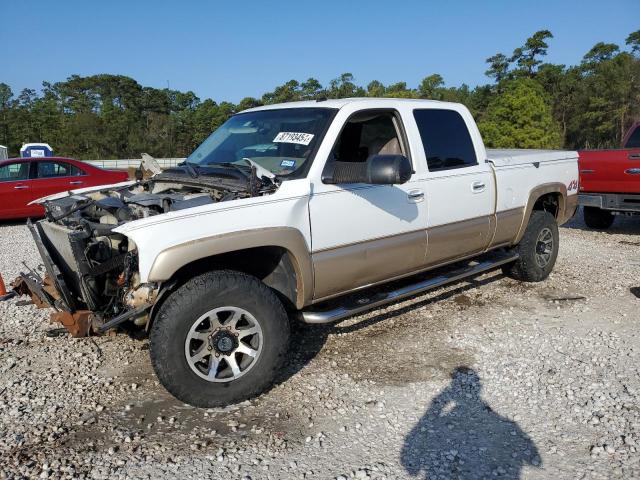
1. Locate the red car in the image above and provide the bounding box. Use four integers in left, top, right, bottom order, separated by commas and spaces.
0, 157, 130, 220
578, 122, 640, 229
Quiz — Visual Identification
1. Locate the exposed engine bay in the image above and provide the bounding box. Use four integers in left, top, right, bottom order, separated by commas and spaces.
11, 163, 279, 337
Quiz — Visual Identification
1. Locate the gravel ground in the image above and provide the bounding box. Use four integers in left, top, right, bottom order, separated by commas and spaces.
1, 210, 639, 479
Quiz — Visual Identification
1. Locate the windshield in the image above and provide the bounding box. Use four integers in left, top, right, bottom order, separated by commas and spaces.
185, 108, 335, 177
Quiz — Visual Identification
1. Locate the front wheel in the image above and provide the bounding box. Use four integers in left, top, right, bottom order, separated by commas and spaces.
502, 210, 559, 282
149, 270, 290, 407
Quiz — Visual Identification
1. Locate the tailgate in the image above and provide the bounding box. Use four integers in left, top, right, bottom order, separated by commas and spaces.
579, 148, 640, 194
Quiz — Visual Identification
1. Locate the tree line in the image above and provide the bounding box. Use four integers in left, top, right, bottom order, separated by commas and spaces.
0, 29, 638, 159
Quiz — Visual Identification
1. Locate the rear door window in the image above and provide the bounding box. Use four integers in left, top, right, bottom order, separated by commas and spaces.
36, 161, 84, 178
0, 162, 30, 182
70, 164, 86, 176
413, 109, 478, 171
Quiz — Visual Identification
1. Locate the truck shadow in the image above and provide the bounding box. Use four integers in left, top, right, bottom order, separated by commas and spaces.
400, 366, 541, 479
562, 207, 640, 235
276, 273, 503, 387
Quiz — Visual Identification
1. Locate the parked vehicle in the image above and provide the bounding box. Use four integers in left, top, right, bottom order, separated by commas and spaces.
8, 99, 578, 407
578, 122, 640, 229
0, 157, 130, 220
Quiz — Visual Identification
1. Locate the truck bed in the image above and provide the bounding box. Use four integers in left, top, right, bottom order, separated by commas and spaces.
485, 148, 578, 217
487, 149, 578, 168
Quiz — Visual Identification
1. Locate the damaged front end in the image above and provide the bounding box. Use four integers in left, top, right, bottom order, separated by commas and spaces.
11, 164, 278, 337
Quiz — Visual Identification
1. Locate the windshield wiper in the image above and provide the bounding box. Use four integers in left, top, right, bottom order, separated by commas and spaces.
212, 162, 251, 178
182, 162, 199, 178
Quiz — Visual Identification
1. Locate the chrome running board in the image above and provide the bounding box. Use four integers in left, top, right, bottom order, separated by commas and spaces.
300, 251, 518, 324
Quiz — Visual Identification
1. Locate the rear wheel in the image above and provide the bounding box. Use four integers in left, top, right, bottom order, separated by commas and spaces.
502, 210, 559, 282
583, 206, 614, 230
150, 270, 290, 407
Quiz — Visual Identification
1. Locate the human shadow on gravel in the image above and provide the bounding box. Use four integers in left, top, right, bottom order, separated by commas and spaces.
401, 367, 541, 480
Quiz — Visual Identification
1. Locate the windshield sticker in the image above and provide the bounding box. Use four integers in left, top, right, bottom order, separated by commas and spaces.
273, 132, 314, 145
280, 159, 296, 168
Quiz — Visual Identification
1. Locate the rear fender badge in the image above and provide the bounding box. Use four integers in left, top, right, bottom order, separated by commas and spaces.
567, 180, 578, 192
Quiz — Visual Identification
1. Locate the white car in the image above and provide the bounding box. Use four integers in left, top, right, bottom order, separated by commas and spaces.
10, 98, 578, 407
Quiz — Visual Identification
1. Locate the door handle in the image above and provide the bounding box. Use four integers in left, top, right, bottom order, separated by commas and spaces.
629, 153, 640, 160
69, 180, 84, 185
625, 168, 640, 175
471, 181, 486, 193
14, 185, 28, 190
407, 189, 424, 202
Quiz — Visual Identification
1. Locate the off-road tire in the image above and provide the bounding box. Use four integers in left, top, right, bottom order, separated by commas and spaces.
502, 210, 559, 282
583, 206, 615, 230
149, 270, 290, 407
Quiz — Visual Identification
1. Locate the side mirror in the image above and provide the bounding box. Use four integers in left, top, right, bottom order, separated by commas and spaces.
322, 155, 412, 185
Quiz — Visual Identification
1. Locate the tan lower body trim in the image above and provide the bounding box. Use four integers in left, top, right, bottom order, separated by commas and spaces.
312, 230, 427, 300
425, 216, 491, 265
516, 183, 568, 243
560, 194, 578, 225
310, 245, 506, 305
312, 215, 496, 302
490, 207, 525, 248
148, 227, 313, 309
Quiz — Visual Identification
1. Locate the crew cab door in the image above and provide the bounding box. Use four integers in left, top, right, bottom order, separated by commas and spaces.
30, 160, 87, 201
412, 108, 495, 265
0, 161, 32, 217
309, 109, 428, 300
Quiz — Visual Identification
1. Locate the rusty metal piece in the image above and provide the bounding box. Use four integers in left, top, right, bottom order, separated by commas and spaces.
11, 275, 60, 308
42, 275, 61, 302
30, 293, 49, 309
50, 310, 92, 338
12, 274, 60, 309
13, 272, 96, 337
12, 276, 47, 309
11, 275, 30, 296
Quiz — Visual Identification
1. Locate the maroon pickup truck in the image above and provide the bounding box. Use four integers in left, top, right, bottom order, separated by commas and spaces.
578, 122, 640, 229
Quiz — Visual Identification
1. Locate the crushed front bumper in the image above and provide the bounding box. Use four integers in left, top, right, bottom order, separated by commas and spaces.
25, 219, 78, 311
11, 271, 94, 337
7, 219, 152, 337
6, 220, 96, 337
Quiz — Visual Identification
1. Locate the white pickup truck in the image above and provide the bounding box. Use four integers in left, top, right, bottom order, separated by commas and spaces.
9, 98, 578, 407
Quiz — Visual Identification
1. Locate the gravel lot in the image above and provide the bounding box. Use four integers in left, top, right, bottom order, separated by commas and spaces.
1, 210, 639, 479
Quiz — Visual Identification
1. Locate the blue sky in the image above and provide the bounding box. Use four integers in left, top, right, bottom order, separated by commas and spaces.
1, 0, 638, 103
